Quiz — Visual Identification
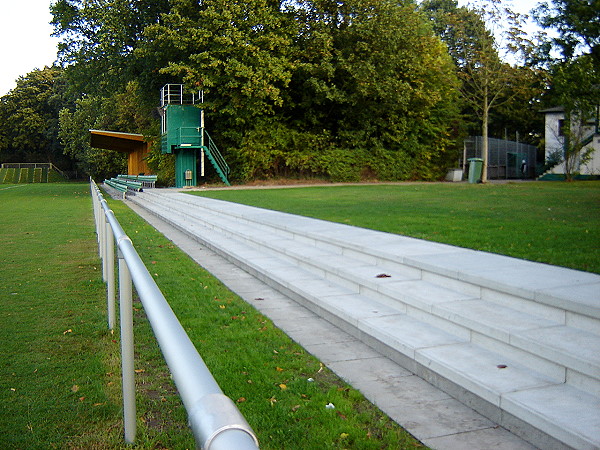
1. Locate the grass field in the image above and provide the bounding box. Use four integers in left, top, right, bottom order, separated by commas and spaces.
2, 181, 597, 448
0, 184, 197, 448
192, 181, 600, 274
0, 183, 420, 449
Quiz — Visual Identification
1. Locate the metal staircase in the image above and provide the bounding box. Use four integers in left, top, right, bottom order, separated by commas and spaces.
203, 130, 231, 186
169, 126, 230, 186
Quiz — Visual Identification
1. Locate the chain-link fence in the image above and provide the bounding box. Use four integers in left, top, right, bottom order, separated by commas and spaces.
462, 137, 537, 179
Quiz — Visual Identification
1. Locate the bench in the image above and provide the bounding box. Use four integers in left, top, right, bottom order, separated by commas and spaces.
104, 177, 143, 194
104, 179, 127, 194
117, 174, 157, 188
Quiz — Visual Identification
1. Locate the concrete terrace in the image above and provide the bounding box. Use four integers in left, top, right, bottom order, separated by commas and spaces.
120, 187, 600, 450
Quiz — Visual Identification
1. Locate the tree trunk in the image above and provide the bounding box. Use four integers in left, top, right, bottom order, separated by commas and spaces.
563, 110, 574, 182
481, 87, 489, 183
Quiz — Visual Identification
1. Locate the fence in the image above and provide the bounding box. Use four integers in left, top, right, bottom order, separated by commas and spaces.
1, 162, 68, 179
90, 179, 259, 449
462, 137, 537, 179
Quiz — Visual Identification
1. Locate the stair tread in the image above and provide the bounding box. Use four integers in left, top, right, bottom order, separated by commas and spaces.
360, 314, 467, 357
416, 342, 560, 406
142, 191, 600, 320
512, 325, 600, 378
435, 299, 560, 343
503, 383, 600, 450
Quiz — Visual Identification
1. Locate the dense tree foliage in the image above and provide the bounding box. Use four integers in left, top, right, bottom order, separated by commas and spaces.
2, 0, 554, 182
279, 0, 461, 181
0, 67, 74, 168
48, 0, 463, 182
50, 0, 170, 96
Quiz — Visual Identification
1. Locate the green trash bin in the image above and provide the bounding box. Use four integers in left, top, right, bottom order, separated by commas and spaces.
467, 158, 483, 184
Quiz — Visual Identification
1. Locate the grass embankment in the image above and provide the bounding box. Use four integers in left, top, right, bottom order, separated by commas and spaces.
193, 181, 600, 274
0, 183, 419, 449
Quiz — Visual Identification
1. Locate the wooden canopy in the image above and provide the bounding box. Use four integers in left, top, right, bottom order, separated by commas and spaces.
90, 130, 153, 176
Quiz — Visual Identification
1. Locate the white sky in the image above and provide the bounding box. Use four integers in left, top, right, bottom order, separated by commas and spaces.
457, 0, 541, 14
0, 0, 545, 97
0, 0, 60, 96
457, 0, 543, 31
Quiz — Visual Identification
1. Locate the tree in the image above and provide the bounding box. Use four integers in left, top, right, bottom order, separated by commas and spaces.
533, 0, 600, 65
533, 0, 600, 180
143, 0, 297, 132
51, 0, 170, 96
0, 67, 73, 168
290, 0, 461, 180
421, 0, 541, 182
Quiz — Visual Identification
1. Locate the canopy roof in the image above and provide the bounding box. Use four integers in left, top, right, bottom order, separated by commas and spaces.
89, 130, 146, 153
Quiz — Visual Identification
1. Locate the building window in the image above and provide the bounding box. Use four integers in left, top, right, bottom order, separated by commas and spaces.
558, 119, 565, 136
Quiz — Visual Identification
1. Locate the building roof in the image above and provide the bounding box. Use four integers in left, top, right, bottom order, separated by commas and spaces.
89, 129, 146, 153
539, 106, 565, 114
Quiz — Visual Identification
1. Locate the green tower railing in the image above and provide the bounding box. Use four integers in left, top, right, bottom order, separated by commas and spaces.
203, 130, 230, 186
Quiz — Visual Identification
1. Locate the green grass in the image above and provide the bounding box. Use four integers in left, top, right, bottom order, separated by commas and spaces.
1, 183, 422, 449
0, 167, 66, 184
0, 184, 119, 448
191, 181, 600, 274
0, 184, 194, 448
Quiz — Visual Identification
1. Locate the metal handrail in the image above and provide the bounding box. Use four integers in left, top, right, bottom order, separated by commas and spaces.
204, 130, 230, 178
90, 179, 259, 449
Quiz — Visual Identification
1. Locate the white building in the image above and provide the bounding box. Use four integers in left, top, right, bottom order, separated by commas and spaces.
540, 106, 600, 178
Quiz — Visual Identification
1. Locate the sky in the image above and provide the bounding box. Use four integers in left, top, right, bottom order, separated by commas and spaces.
0, 0, 545, 98
456, 0, 544, 39
0, 0, 60, 96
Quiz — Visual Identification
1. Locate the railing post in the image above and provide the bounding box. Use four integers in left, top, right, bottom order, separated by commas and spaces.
119, 245, 136, 444
106, 219, 116, 330
100, 203, 107, 277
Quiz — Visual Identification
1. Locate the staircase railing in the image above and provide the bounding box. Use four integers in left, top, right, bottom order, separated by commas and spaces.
203, 130, 231, 186
538, 130, 598, 180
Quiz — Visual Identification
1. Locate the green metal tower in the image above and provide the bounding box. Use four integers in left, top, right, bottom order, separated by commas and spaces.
160, 84, 230, 188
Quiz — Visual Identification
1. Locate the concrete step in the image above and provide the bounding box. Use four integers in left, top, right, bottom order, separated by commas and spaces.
138, 190, 600, 322
128, 190, 600, 449
134, 191, 600, 384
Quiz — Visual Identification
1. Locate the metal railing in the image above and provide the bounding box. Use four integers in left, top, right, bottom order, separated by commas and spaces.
160, 84, 200, 106
90, 179, 259, 449
204, 130, 231, 181
178, 126, 203, 146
